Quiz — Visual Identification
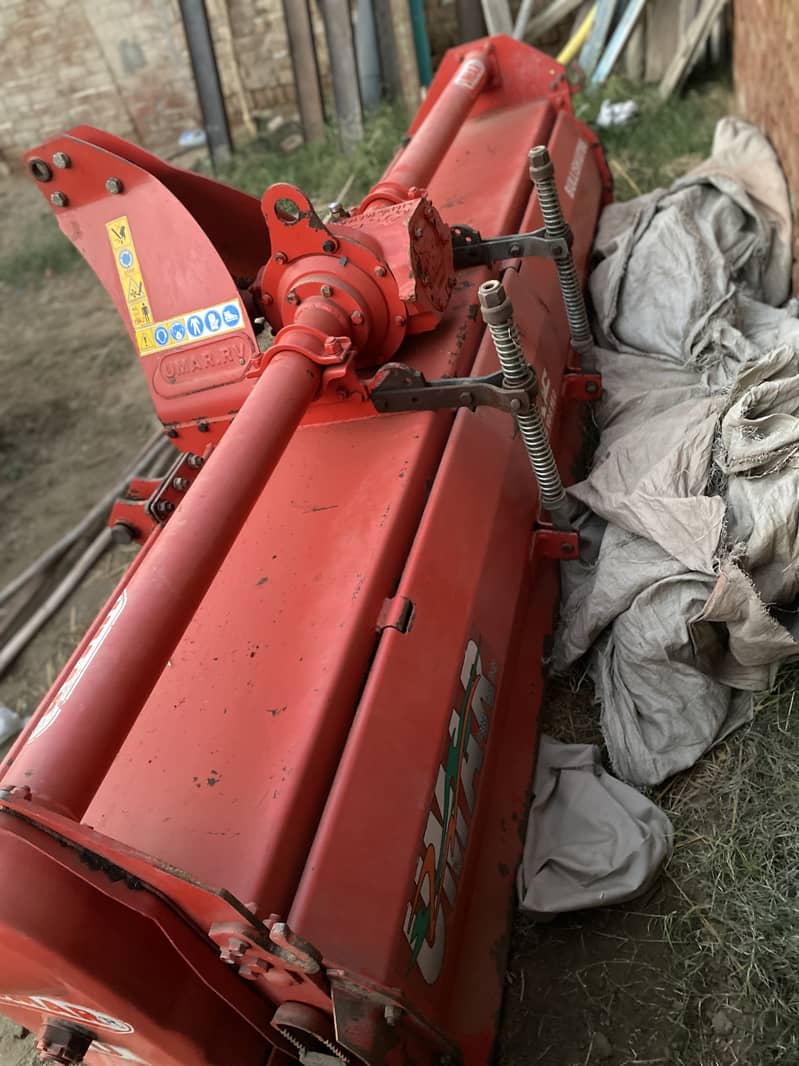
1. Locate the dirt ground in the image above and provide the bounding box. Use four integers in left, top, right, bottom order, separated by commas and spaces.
0, 89, 781, 1064
0, 178, 153, 1063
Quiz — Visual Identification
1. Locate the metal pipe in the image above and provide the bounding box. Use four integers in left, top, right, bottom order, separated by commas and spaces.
2, 350, 322, 819
478, 280, 571, 527
0, 430, 165, 610
408, 0, 433, 86
529, 145, 595, 370
0, 443, 174, 677
178, 0, 234, 166
365, 42, 493, 207
356, 0, 383, 107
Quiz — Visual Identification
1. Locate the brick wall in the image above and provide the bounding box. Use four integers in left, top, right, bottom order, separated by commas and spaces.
0, 0, 465, 170
0, 0, 322, 168
734, 0, 798, 286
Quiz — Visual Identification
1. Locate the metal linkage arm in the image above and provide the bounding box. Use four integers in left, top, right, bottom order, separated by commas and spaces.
370, 363, 538, 416
450, 223, 571, 269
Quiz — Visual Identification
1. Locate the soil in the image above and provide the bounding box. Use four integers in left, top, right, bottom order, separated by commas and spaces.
0, 177, 153, 1064
0, 177, 727, 1066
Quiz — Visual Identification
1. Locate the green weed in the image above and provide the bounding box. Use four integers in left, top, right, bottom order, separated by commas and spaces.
217, 102, 409, 209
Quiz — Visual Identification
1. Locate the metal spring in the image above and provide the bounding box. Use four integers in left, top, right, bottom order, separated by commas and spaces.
485, 318, 567, 514
533, 156, 593, 354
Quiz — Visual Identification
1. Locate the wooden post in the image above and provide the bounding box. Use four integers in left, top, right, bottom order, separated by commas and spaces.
282, 0, 326, 142
319, 0, 365, 153
457, 0, 487, 41
385, 0, 421, 114
527, 0, 584, 41
659, 0, 727, 98
481, 0, 513, 35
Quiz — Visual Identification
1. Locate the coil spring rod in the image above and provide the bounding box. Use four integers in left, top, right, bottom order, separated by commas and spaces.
529, 145, 595, 371
478, 280, 570, 528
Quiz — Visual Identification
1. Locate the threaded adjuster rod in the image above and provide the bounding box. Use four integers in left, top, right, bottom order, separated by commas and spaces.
478, 280, 570, 526
529, 145, 594, 371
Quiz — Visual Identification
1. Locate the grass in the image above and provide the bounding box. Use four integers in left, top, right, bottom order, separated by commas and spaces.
217, 101, 409, 209
0, 103, 410, 288
661, 668, 799, 1062
575, 71, 732, 199
0, 214, 81, 286
556, 67, 799, 1066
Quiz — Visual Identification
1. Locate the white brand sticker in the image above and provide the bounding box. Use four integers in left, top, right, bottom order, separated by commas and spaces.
454, 58, 486, 91
564, 139, 588, 199
0, 994, 133, 1034
92, 1042, 150, 1064
30, 590, 128, 741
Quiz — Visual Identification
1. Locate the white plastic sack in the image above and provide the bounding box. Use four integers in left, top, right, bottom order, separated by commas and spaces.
555, 118, 799, 786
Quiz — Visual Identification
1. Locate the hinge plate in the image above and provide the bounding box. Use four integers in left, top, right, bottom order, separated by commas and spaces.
531, 528, 579, 561
377, 596, 414, 633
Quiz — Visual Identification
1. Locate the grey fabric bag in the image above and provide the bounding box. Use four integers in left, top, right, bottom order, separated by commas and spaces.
517, 736, 674, 917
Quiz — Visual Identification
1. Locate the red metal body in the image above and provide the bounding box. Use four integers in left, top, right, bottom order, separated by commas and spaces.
3, 35, 610, 1066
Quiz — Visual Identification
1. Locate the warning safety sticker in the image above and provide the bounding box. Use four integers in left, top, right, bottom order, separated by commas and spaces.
106, 216, 245, 357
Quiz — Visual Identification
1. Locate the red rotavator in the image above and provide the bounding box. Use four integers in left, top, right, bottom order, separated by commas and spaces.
2, 33, 609, 1066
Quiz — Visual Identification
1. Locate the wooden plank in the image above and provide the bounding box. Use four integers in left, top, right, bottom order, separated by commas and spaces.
386, 0, 422, 113
591, 0, 650, 86
458, 0, 488, 40
319, 0, 364, 153
658, 0, 728, 98
282, 0, 326, 142
645, 0, 679, 82
526, 0, 585, 41
513, 0, 539, 38
622, 8, 645, 79
481, 0, 514, 35
578, 0, 618, 77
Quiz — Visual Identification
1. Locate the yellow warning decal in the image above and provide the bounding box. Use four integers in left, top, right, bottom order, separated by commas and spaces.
106, 215, 246, 357
107, 216, 155, 356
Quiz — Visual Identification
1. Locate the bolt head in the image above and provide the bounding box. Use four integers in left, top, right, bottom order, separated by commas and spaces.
262, 293, 273, 305
322, 239, 337, 253
509, 398, 521, 413
187, 453, 204, 468
384, 1004, 401, 1026
105, 176, 123, 195
585, 381, 599, 395
197, 421, 210, 433
273, 252, 287, 265
52, 151, 71, 169
324, 337, 343, 356
350, 310, 364, 325
286, 290, 299, 305
320, 284, 333, 298
28, 157, 52, 182
413, 226, 424, 239
110, 523, 136, 545
50, 191, 68, 207
165, 427, 179, 439
561, 542, 575, 554
374, 265, 387, 277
